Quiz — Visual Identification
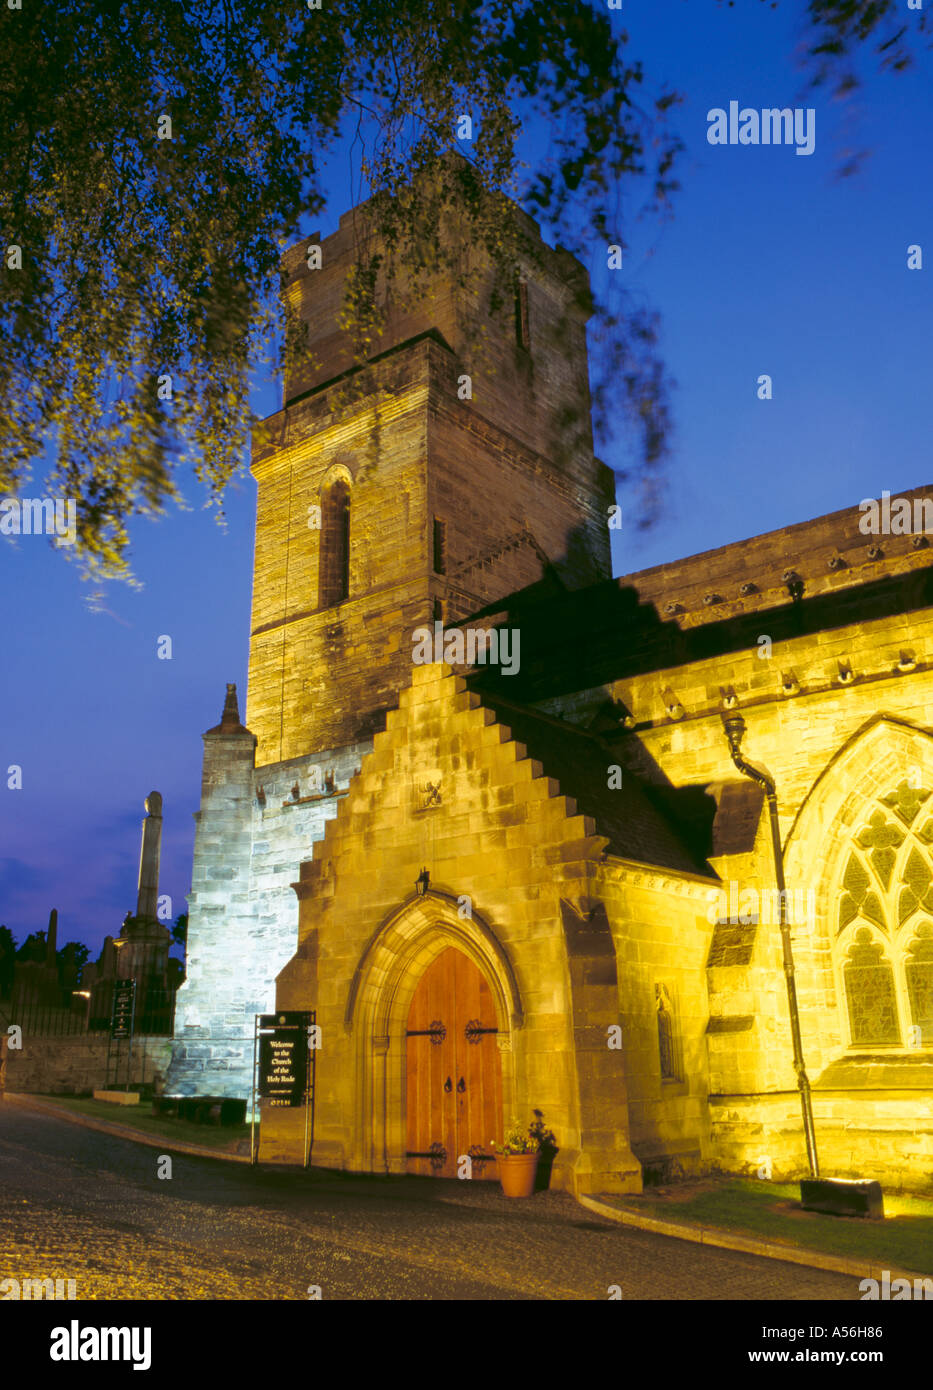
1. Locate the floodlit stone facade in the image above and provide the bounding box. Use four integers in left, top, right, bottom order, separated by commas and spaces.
168, 183, 933, 1195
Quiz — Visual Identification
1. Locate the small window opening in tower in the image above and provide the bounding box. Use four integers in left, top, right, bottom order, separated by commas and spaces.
433, 517, 447, 576
514, 278, 530, 352
319, 478, 350, 608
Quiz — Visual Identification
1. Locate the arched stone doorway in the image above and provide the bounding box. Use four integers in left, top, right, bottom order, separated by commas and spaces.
344, 891, 522, 1177
406, 946, 503, 1179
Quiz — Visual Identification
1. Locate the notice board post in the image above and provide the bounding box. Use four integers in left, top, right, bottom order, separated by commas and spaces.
108, 978, 137, 1090
252, 1010, 315, 1167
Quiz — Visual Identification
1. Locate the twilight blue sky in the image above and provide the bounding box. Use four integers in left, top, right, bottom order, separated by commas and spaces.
1, 3, 931, 957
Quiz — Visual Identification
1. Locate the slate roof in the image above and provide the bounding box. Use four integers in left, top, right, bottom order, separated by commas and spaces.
475, 691, 715, 878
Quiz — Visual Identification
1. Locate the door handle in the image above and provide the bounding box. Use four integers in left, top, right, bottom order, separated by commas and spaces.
444, 1076, 452, 1093
457, 1076, 466, 1093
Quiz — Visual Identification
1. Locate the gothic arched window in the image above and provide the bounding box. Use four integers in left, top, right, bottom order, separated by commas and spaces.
836, 779, 933, 1049
906, 923, 933, 1045
843, 929, 900, 1045
319, 478, 350, 608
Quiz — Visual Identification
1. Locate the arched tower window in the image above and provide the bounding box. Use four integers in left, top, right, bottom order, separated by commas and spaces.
514, 278, 530, 351
835, 779, 933, 1048
319, 478, 350, 608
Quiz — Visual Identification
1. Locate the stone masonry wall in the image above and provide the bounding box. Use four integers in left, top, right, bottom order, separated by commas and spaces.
261, 663, 643, 1195
599, 866, 716, 1175
247, 187, 612, 765
249, 340, 611, 764
3, 1036, 173, 1096
608, 608, 933, 831
709, 1091, 933, 1192
601, 549, 933, 1190
248, 348, 433, 764
280, 194, 597, 468
615, 484, 933, 630
166, 736, 370, 1104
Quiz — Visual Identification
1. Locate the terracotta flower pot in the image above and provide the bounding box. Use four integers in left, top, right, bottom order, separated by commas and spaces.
497, 1151, 539, 1198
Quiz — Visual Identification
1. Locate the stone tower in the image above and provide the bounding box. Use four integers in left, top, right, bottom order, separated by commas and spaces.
246, 189, 614, 765
166, 186, 615, 1102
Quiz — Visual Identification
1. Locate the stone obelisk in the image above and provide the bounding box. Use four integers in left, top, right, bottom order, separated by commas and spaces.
136, 792, 163, 923
45, 908, 58, 964
119, 792, 171, 1012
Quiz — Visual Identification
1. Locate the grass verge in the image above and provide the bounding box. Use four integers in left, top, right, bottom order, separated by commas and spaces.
615, 1177, 933, 1273
23, 1094, 250, 1152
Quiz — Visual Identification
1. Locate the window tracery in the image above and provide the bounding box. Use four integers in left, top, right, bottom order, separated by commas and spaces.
836, 779, 933, 1048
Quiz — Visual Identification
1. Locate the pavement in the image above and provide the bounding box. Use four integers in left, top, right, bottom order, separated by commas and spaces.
0, 1098, 860, 1299
3, 1091, 919, 1289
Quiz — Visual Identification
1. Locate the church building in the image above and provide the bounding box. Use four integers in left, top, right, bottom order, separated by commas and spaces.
166, 190, 933, 1195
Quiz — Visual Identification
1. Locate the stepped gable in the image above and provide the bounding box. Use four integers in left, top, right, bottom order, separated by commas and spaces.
475, 691, 713, 877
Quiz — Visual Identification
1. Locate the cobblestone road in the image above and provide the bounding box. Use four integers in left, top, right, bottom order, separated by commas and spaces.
0, 1104, 861, 1300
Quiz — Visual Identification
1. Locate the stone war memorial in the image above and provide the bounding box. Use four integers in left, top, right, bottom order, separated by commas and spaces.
0, 793, 179, 1095
165, 185, 933, 1195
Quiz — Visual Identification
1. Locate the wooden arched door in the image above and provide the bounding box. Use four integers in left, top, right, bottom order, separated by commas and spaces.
405, 946, 503, 1179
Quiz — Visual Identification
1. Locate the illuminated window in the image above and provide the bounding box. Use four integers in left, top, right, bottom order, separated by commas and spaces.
844, 929, 900, 1045
836, 780, 933, 1048
319, 478, 350, 607
906, 923, 933, 1045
